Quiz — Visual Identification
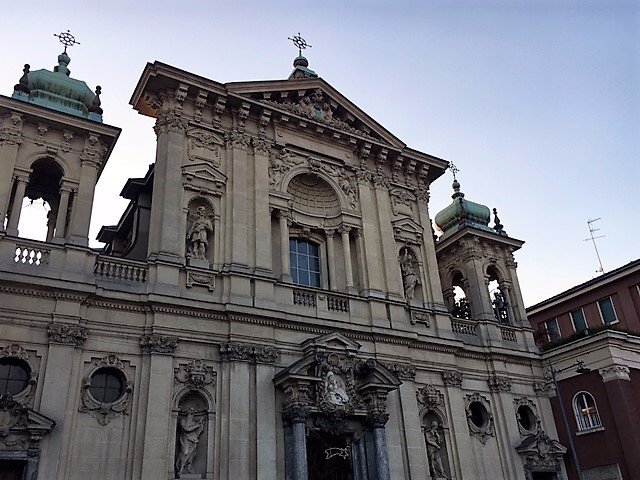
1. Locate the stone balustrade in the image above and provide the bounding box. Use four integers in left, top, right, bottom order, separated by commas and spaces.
451, 318, 478, 336
14, 242, 50, 266
94, 256, 148, 283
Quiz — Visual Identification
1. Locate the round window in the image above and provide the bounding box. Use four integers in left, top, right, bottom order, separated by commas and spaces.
469, 401, 488, 428
517, 405, 536, 431
0, 358, 30, 395
89, 367, 125, 403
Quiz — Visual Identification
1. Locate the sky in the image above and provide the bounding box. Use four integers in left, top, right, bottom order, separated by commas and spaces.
2, 0, 638, 306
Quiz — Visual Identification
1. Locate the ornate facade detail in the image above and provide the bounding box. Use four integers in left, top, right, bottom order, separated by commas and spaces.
355, 168, 372, 186
35, 124, 48, 146
516, 428, 566, 476
465, 392, 495, 444
251, 137, 273, 156
533, 381, 556, 397
174, 359, 216, 389
140, 334, 178, 354
416, 384, 445, 410
389, 188, 416, 216
410, 310, 431, 327
415, 185, 430, 203
442, 370, 463, 388
598, 364, 630, 382
0, 344, 37, 406
154, 112, 190, 135
219, 342, 278, 363
224, 130, 249, 150
0, 394, 55, 455
514, 397, 540, 436
0, 112, 23, 145
61, 129, 73, 152
487, 374, 512, 392
186, 129, 222, 166
0, 343, 30, 361
263, 88, 375, 139
193, 90, 209, 122
47, 323, 87, 346
268, 148, 303, 189
186, 270, 215, 291
282, 403, 310, 424
80, 133, 106, 167
383, 362, 416, 380
79, 354, 133, 426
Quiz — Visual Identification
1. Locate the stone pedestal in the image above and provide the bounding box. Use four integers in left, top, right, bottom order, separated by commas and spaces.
188, 257, 210, 269
176, 474, 202, 480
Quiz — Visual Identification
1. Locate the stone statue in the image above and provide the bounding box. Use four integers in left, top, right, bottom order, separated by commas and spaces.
325, 371, 349, 406
187, 206, 213, 260
492, 291, 509, 323
175, 408, 205, 475
399, 248, 420, 300
425, 421, 447, 478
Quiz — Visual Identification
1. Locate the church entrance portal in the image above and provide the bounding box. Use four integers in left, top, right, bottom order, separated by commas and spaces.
307, 431, 353, 480
0, 461, 25, 480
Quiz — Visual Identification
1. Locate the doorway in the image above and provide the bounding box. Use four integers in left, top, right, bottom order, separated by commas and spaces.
0, 461, 25, 480
307, 431, 353, 480
531, 472, 557, 480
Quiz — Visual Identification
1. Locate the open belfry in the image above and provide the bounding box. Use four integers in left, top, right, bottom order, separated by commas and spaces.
0, 33, 567, 480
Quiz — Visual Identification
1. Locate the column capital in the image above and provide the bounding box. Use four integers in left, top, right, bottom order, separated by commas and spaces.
338, 225, 352, 235
140, 334, 178, 354
47, 323, 87, 347
599, 365, 630, 382
219, 341, 278, 364
324, 228, 336, 238
282, 404, 310, 425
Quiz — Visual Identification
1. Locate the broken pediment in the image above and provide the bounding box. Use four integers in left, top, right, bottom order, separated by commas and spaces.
227, 79, 405, 149
182, 161, 226, 196
393, 217, 424, 245
0, 395, 55, 446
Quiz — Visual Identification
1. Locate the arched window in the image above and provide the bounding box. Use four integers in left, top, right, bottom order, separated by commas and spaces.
290, 238, 321, 287
573, 391, 602, 431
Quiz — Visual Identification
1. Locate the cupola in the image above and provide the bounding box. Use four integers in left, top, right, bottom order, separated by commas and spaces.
434, 179, 493, 240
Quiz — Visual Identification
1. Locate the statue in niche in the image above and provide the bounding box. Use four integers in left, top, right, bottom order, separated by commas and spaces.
187, 205, 213, 260
492, 291, 509, 323
175, 408, 205, 475
325, 371, 349, 407
399, 248, 420, 300
425, 421, 447, 479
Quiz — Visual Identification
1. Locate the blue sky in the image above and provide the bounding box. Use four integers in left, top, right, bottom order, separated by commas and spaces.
2, 0, 638, 305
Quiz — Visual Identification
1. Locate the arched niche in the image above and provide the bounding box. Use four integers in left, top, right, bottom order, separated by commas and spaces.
449, 270, 472, 319
173, 390, 212, 478
422, 410, 452, 479
398, 245, 424, 303
486, 264, 511, 324
185, 196, 217, 268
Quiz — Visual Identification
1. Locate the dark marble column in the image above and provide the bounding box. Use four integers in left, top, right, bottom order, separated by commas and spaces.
283, 405, 310, 480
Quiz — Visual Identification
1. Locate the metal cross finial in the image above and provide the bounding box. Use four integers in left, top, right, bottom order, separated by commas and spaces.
288, 33, 312, 56
449, 162, 459, 180
54, 30, 81, 53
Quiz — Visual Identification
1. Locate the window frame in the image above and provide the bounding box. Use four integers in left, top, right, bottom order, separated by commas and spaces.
0, 357, 31, 396
572, 391, 602, 432
597, 297, 619, 325
570, 308, 588, 333
88, 367, 126, 404
288, 234, 328, 290
544, 318, 561, 342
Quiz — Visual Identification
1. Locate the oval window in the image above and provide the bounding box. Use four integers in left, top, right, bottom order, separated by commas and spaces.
89, 367, 125, 403
469, 401, 488, 428
517, 405, 536, 432
0, 358, 30, 395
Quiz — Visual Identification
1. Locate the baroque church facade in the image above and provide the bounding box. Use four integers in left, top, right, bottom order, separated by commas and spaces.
0, 41, 567, 480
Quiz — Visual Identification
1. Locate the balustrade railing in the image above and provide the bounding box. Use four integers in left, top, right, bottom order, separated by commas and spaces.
94, 257, 147, 283
14, 244, 50, 266
327, 295, 349, 313
293, 289, 316, 307
451, 318, 478, 336
501, 327, 518, 343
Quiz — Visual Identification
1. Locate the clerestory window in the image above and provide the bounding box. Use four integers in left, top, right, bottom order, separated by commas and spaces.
573, 391, 602, 431
290, 239, 321, 288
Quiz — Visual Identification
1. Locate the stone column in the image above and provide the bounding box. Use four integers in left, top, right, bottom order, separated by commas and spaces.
6, 173, 29, 235
283, 406, 309, 480
325, 229, 337, 291
0, 112, 23, 229
37, 324, 87, 480
279, 210, 291, 282
366, 412, 392, 480
356, 171, 384, 295
53, 186, 71, 243
442, 371, 474, 480
139, 334, 178, 480
416, 190, 446, 305
353, 228, 369, 292
505, 253, 529, 326
498, 281, 516, 325
68, 158, 99, 246
252, 139, 273, 275
339, 226, 355, 292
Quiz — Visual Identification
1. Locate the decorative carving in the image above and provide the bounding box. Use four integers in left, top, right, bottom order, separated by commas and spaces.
442, 370, 463, 388
533, 381, 556, 397
514, 397, 540, 436
465, 393, 495, 444
224, 130, 249, 150
174, 360, 216, 389
140, 334, 178, 354
79, 354, 133, 425
415, 185, 430, 203
47, 323, 87, 346
252, 137, 272, 155
194, 90, 209, 122
263, 89, 375, 139
154, 112, 190, 135
0, 393, 55, 450
213, 96, 227, 126
187, 205, 213, 260
268, 148, 303, 189
487, 374, 511, 392
516, 428, 566, 474
389, 188, 416, 216
80, 134, 106, 167
0, 113, 23, 146
0, 344, 30, 361
282, 403, 310, 424
35, 124, 48, 146
219, 342, 278, 363
416, 384, 444, 410
186, 129, 222, 166
186, 271, 215, 291
410, 310, 431, 327
61, 130, 73, 152
425, 420, 448, 478
354, 168, 372, 186
599, 365, 630, 382
399, 247, 420, 301
175, 408, 206, 475
364, 411, 390, 428
383, 362, 416, 380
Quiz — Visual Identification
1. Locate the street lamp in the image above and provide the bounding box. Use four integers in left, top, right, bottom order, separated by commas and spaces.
547, 360, 591, 480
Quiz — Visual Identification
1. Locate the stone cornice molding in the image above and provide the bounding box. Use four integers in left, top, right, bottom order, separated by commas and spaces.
219, 341, 278, 364
599, 365, 630, 382
47, 323, 87, 347
140, 334, 178, 354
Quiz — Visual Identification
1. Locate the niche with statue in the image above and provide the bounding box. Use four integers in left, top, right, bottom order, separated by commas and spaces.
174, 391, 210, 479
399, 246, 424, 303
185, 197, 215, 269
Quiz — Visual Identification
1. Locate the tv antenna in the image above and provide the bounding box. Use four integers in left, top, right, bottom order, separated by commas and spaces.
584, 218, 605, 274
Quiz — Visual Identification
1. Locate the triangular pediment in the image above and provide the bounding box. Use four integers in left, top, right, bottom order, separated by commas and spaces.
182, 161, 227, 196
227, 78, 406, 149
392, 217, 425, 245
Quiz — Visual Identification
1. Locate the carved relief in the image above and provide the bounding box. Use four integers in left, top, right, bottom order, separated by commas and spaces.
47, 323, 87, 346
599, 365, 630, 382
186, 271, 215, 291
399, 247, 420, 301
174, 359, 216, 389
383, 362, 416, 381
268, 148, 303, 189
224, 130, 249, 150
35, 124, 48, 146
219, 342, 278, 364
61, 130, 73, 152
0, 112, 23, 145
416, 384, 445, 410
533, 381, 556, 397
514, 397, 540, 436
410, 310, 431, 327
79, 354, 133, 426
487, 374, 511, 393
140, 334, 178, 354
80, 133, 106, 167
186, 204, 214, 262
186, 129, 222, 166
442, 370, 463, 388
154, 112, 190, 135
389, 188, 416, 216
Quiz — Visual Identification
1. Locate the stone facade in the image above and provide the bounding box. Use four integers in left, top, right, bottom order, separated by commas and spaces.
0, 53, 567, 479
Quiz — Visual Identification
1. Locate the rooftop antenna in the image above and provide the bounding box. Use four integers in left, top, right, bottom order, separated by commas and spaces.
584, 218, 605, 274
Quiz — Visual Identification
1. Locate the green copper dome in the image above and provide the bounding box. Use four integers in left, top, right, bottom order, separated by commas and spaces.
12, 52, 103, 122
434, 179, 494, 239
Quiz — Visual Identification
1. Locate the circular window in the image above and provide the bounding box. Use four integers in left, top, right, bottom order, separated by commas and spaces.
0, 358, 30, 395
469, 401, 488, 428
89, 368, 125, 403
517, 405, 536, 431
